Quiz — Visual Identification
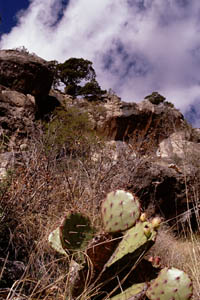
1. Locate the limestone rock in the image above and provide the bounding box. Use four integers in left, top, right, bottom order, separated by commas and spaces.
0, 85, 36, 151
91, 140, 136, 164
58, 91, 186, 156
157, 130, 200, 161
0, 49, 54, 97
91, 95, 187, 155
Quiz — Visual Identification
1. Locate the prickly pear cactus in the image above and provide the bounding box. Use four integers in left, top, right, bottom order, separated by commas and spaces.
101, 190, 141, 233
48, 212, 96, 262
48, 227, 68, 256
86, 233, 120, 273
109, 282, 147, 300
146, 267, 193, 300
106, 221, 157, 268
60, 212, 95, 252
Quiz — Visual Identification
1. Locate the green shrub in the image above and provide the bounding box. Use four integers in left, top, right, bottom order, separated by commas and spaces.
53, 57, 106, 98
44, 106, 97, 158
145, 92, 166, 105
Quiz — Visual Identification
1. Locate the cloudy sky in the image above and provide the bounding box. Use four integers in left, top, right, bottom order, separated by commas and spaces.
0, 0, 200, 126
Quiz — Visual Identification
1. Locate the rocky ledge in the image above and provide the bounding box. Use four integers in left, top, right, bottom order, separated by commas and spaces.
0, 49, 54, 97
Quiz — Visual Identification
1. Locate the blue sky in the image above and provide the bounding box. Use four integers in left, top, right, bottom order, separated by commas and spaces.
0, 0, 30, 34
0, 0, 200, 127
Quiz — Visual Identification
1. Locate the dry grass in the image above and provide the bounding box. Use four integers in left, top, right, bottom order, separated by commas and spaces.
0, 139, 99, 299
0, 126, 135, 299
1, 124, 200, 299
148, 217, 200, 299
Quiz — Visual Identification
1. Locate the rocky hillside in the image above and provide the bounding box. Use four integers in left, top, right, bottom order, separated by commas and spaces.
0, 49, 200, 298
1, 49, 200, 224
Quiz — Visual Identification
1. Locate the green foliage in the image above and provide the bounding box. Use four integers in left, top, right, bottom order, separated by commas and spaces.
145, 92, 166, 105
44, 106, 96, 157
79, 79, 106, 100
49, 213, 96, 263
54, 57, 106, 98
58, 57, 96, 85
164, 101, 175, 108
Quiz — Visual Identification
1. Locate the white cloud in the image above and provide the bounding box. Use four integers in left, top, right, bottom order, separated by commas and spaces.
1, 0, 200, 125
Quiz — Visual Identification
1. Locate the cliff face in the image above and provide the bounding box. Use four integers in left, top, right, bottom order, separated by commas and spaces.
95, 97, 187, 155
0, 50, 200, 229
50, 90, 189, 154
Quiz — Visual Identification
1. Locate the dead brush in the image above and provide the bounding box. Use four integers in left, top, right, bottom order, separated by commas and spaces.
0, 128, 137, 299
147, 206, 200, 300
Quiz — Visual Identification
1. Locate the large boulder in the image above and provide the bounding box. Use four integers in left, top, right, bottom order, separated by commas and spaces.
157, 130, 200, 161
127, 159, 187, 216
0, 49, 54, 97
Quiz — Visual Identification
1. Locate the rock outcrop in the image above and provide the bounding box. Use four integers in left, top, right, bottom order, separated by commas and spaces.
96, 96, 187, 155
62, 92, 189, 155
0, 84, 36, 151
0, 50, 57, 153
0, 49, 54, 97
157, 130, 200, 161
127, 159, 188, 220
0, 50, 200, 229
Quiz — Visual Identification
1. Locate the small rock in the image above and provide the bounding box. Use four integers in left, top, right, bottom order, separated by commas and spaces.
20, 143, 28, 151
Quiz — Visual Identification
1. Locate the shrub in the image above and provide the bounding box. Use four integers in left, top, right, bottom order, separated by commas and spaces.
145, 92, 166, 105
43, 106, 97, 158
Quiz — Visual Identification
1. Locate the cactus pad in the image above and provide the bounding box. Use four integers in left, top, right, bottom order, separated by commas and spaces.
146, 267, 193, 300
106, 221, 157, 268
60, 212, 95, 252
48, 227, 67, 255
86, 233, 120, 273
101, 190, 141, 233
109, 282, 147, 300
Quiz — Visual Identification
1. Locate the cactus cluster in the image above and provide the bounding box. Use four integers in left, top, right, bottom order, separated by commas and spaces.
48, 190, 193, 300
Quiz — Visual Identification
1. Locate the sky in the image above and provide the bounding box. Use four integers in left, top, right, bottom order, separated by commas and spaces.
0, 0, 200, 127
